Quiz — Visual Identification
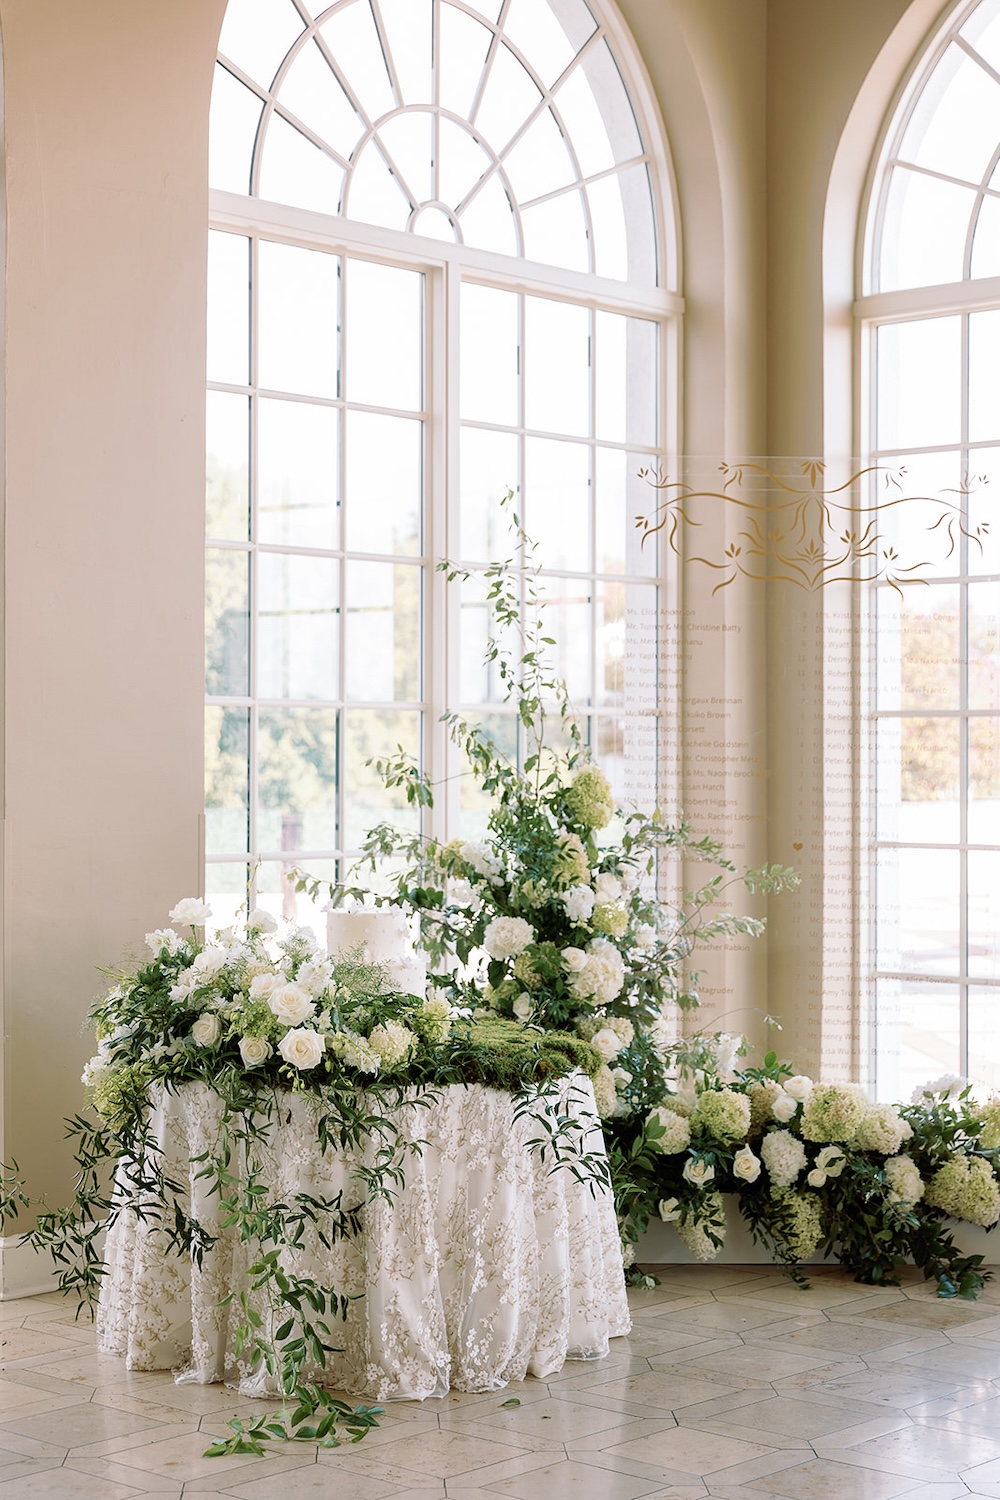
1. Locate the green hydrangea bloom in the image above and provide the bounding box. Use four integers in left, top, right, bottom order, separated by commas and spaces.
564, 766, 614, 830
694, 1087, 751, 1142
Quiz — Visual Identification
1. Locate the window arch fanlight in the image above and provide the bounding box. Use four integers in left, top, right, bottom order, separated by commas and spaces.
205, 0, 679, 927
862, 0, 1000, 1102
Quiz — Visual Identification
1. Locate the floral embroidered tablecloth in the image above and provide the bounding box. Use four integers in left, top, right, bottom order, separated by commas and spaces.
96, 1075, 630, 1399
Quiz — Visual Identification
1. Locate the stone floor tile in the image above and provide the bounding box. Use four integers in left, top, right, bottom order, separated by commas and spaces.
741, 1456, 920, 1498
602, 1424, 776, 1476
484, 1457, 677, 1498
0, 1467, 146, 1497
345, 1426, 534, 1479
0, 1400, 183, 1451
219, 1462, 401, 1498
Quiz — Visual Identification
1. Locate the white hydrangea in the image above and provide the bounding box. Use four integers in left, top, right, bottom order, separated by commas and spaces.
645, 1106, 692, 1154
566, 937, 625, 1007
296, 959, 333, 997
760, 1129, 808, 1188
633, 923, 656, 950
460, 841, 504, 884
562, 885, 596, 923
483, 916, 535, 961
446, 877, 478, 908
884, 1154, 924, 1205
330, 1030, 380, 1073
855, 1103, 913, 1156
367, 1021, 415, 1069
911, 1074, 966, 1104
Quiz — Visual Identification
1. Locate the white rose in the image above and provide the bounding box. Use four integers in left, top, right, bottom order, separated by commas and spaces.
277, 1027, 326, 1070
591, 1026, 623, 1062
593, 872, 623, 904
169, 897, 213, 925
249, 972, 282, 1000
659, 1196, 682, 1222
562, 946, 589, 973
806, 1167, 827, 1188
612, 1066, 631, 1089
771, 1090, 798, 1123
512, 993, 533, 1021
562, 885, 596, 923
682, 1157, 716, 1187
816, 1145, 847, 1177
246, 908, 279, 935
784, 1074, 814, 1102
191, 1013, 221, 1046
238, 1036, 272, 1068
268, 983, 315, 1026
191, 946, 227, 982
732, 1146, 761, 1183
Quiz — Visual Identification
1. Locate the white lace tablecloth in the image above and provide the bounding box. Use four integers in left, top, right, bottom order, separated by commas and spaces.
96, 1076, 630, 1399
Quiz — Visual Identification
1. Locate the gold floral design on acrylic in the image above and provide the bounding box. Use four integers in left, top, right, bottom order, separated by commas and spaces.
636, 460, 990, 592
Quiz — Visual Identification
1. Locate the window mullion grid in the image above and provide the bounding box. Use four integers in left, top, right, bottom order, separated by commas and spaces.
440, 260, 462, 842
517, 286, 527, 772
588, 306, 597, 746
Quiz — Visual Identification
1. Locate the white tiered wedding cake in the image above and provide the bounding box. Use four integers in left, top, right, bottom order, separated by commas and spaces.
326, 905, 427, 999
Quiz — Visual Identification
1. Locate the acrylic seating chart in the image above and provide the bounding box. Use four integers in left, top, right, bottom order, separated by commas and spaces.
96, 1074, 630, 1401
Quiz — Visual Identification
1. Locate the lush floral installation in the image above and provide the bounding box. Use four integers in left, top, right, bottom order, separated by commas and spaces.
1, 898, 605, 1457
298, 502, 998, 1301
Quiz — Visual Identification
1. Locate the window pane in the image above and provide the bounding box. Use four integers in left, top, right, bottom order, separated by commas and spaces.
460, 429, 519, 562
278, 39, 365, 160
877, 846, 960, 976
538, 576, 592, 704
503, 0, 596, 90
438, 118, 492, 211
477, 42, 542, 149
205, 706, 249, 857
461, 284, 519, 427
378, 113, 433, 208
209, 65, 263, 196
258, 115, 344, 215
257, 398, 339, 550
205, 861, 250, 931
380, 0, 433, 106
877, 979, 960, 1103
897, 42, 1000, 186
969, 850, 1000, 979
257, 707, 338, 853
458, 713, 518, 838
970, 717, 1000, 843
525, 436, 590, 572
595, 312, 656, 446
255, 858, 340, 927
342, 709, 420, 848
344, 560, 421, 702
876, 716, 960, 844
969, 309, 1000, 443
878, 168, 977, 291
525, 298, 589, 437
595, 448, 658, 577
207, 231, 249, 386
344, 411, 422, 555
438, 5, 493, 120
458, 172, 519, 257
969, 983, 1000, 1090
258, 553, 339, 701
319, 3, 395, 120
258, 240, 339, 399
969, 582, 1000, 711
206, 391, 249, 541
596, 713, 658, 809
346, 261, 422, 412
521, 190, 590, 272
218, 0, 305, 86
876, 319, 961, 450
504, 109, 577, 203
877, 584, 961, 712
965, 448, 1000, 576
206, 548, 249, 697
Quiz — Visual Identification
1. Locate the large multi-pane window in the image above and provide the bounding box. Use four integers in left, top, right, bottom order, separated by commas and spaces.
206, 0, 677, 924
863, 0, 1000, 1098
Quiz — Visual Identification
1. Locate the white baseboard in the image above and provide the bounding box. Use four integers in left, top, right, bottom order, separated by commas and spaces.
0, 1236, 60, 1300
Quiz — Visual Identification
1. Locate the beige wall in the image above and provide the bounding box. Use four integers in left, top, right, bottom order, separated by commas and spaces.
0, 0, 226, 1243
0, 0, 960, 1280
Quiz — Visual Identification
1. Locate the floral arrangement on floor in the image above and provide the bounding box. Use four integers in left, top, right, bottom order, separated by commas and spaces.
297, 503, 997, 1302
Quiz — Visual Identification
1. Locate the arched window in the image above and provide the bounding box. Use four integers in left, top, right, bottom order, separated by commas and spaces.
205, 0, 679, 924
862, 0, 1000, 1098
